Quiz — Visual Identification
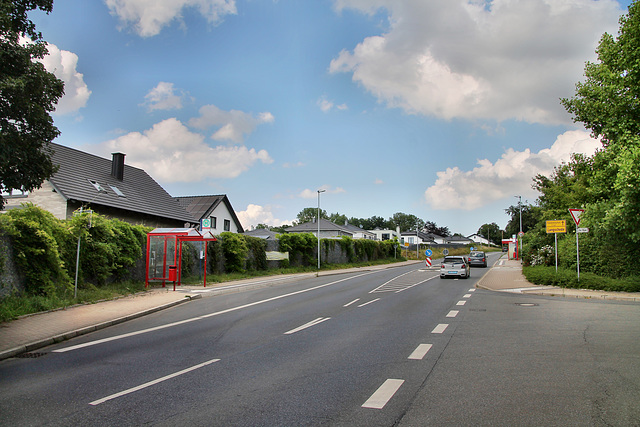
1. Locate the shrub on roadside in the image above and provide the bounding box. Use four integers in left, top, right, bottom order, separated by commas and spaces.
523, 266, 640, 292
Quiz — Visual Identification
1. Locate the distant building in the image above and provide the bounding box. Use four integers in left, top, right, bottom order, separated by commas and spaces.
445, 235, 474, 245
285, 218, 353, 239
468, 234, 490, 245
369, 228, 400, 241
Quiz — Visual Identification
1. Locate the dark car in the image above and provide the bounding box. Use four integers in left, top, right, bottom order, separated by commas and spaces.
468, 251, 487, 267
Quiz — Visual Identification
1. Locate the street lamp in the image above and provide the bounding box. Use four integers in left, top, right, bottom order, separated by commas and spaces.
515, 195, 522, 260
317, 189, 326, 270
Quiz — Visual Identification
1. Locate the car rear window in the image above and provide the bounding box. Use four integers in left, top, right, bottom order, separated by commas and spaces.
444, 257, 464, 264
470, 252, 485, 258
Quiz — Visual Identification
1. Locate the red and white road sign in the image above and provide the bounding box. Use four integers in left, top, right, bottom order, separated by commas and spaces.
569, 208, 585, 226
425, 257, 432, 267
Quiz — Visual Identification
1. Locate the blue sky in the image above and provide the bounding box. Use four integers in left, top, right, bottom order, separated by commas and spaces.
30, 0, 632, 235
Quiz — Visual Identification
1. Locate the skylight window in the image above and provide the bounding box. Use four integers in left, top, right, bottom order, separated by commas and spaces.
89, 180, 106, 193
109, 185, 125, 197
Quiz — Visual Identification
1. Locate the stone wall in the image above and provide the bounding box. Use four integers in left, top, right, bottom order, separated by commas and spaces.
0, 232, 24, 297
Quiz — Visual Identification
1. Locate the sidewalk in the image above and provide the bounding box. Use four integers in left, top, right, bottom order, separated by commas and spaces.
477, 256, 640, 302
0, 260, 421, 361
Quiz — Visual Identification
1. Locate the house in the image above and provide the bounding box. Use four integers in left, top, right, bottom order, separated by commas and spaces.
242, 228, 278, 240
446, 235, 474, 245
468, 234, 490, 245
2, 143, 196, 228
285, 218, 353, 239
175, 195, 244, 234
400, 231, 444, 245
368, 228, 400, 242
342, 222, 376, 240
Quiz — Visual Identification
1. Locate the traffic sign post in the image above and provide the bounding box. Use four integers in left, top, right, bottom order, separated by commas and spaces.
425, 257, 432, 267
546, 220, 567, 272
569, 209, 585, 281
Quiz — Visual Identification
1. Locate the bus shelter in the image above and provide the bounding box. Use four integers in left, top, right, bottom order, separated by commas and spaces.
145, 228, 217, 290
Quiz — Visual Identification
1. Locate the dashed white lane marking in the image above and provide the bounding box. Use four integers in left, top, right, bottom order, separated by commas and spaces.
54, 272, 375, 353
344, 299, 360, 307
358, 298, 381, 308
431, 323, 449, 334
362, 379, 405, 409
468, 288, 476, 292
446, 310, 459, 318
89, 358, 220, 405
284, 317, 331, 335
463, 294, 472, 298
408, 344, 433, 360
456, 300, 467, 306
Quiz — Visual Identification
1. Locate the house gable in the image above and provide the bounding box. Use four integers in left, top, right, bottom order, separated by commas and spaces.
175, 195, 244, 233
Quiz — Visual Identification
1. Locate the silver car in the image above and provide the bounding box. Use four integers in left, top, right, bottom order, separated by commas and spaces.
440, 256, 470, 279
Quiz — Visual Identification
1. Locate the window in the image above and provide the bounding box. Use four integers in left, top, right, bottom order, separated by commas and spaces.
210, 216, 217, 229
1, 188, 28, 198
109, 185, 125, 197
382, 233, 390, 241
89, 180, 106, 193
224, 219, 231, 231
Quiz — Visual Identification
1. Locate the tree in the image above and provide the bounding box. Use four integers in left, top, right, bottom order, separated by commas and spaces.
329, 212, 347, 225
504, 203, 540, 237
424, 220, 450, 237
388, 212, 423, 233
477, 223, 500, 245
296, 207, 328, 224
0, 0, 65, 208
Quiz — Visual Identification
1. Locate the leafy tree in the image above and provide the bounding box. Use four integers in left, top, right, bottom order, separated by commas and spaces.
504, 203, 540, 237
0, 0, 65, 208
477, 222, 500, 245
329, 212, 347, 225
296, 207, 328, 224
388, 212, 423, 232
424, 220, 450, 237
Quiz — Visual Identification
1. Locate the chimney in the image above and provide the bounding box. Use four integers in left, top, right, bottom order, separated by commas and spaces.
111, 152, 125, 181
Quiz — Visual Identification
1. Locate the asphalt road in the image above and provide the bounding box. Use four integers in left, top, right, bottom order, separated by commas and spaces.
1, 252, 638, 426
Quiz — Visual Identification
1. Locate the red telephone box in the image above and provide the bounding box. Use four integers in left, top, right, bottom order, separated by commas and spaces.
145, 228, 217, 290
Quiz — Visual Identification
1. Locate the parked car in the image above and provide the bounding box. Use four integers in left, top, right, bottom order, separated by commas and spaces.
440, 256, 470, 279
468, 251, 487, 268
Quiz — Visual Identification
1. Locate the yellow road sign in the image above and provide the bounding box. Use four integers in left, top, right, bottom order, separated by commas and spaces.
546, 220, 567, 233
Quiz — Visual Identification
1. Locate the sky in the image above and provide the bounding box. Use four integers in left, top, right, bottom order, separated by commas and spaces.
29, 0, 633, 236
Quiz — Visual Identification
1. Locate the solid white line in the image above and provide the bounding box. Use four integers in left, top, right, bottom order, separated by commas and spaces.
54, 272, 375, 353
408, 343, 432, 360
362, 379, 404, 409
432, 323, 448, 334
358, 298, 381, 308
89, 358, 220, 405
446, 310, 459, 318
369, 271, 415, 293
344, 298, 360, 307
456, 300, 466, 306
284, 317, 331, 335
463, 294, 472, 298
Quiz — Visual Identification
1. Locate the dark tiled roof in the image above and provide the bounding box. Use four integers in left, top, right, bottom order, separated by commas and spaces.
175, 194, 244, 233
286, 218, 352, 234
48, 143, 196, 223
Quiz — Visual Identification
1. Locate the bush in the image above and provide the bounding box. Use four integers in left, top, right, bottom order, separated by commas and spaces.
523, 266, 640, 292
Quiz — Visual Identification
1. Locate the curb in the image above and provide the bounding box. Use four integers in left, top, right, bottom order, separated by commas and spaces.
0, 295, 198, 361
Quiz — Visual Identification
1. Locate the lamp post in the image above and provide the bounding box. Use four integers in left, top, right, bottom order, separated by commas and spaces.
515, 195, 522, 260
317, 189, 325, 270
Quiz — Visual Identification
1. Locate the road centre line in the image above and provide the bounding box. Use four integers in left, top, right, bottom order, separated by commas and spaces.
446, 310, 459, 318
89, 358, 220, 406
358, 298, 381, 308
463, 294, 472, 298
432, 324, 449, 334
469, 288, 476, 292
408, 344, 433, 360
54, 271, 376, 353
284, 317, 331, 335
456, 300, 466, 306
344, 298, 360, 307
362, 379, 405, 409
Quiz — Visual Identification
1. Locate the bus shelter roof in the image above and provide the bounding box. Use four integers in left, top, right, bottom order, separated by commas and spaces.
148, 227, 217, 241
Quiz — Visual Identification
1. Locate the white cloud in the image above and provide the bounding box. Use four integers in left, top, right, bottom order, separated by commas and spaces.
330, 0, 623, 124
236, 204, 291, 228
317, 96, 348, 113
424, 130, 601, 210
374, 178, 384, 185
95, 118, 273, 182
141, 82, 187, 111
38, 42, 91, 115
189, 104, 275, 143
105, 0, 237, 37
299, 185, 347, 199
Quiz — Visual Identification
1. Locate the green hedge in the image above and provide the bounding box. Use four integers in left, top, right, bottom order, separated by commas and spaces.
523, 265, 640, 293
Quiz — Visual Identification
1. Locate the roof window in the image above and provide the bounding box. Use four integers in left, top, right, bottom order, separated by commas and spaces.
89, 180, 106, 193
109, 185, 125, 197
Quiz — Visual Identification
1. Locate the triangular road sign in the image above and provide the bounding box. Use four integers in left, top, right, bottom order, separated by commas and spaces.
569, 208, 585, 226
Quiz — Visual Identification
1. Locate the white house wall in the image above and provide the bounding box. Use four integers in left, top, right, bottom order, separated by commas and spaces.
208, 202, 240, 233
3, 181, 68, 219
